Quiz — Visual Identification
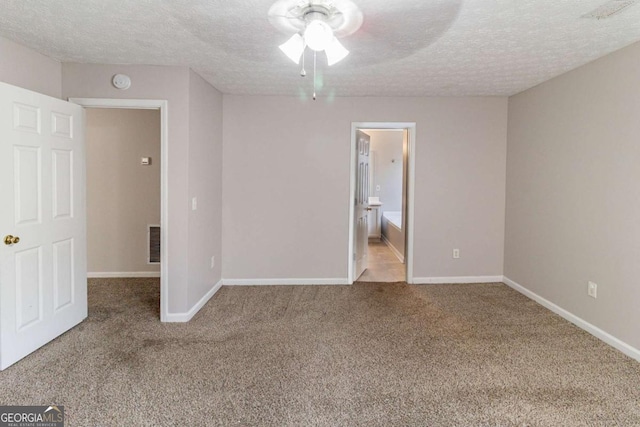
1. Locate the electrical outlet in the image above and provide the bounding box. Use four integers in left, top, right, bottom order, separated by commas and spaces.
210, 256, 215, 269
453, 249, 460, 259
588, 281, 597, 298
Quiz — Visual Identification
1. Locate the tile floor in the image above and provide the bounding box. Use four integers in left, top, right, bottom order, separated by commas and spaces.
357, 240, 406, 282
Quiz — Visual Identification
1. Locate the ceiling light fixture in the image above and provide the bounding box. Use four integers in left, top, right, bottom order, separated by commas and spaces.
303, 19, 334, 52
269, 0, 363, 100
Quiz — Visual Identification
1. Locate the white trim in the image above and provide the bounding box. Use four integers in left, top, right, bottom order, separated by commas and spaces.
68, 98, 164, 110
413, 276, 504, 284
349, 122, 416, 284
503, 276, 640, 362
223, 278, 350, 286
68, 98, 170, 322
381, 235, 405, 263
88, 272, 161, 278
348, 127, 356, 283
163, 280, 223, 322
406, 126, 416, 285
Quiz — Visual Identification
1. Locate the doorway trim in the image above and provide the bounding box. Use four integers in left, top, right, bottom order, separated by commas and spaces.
68, 98, 169, 321
348, 122, 416, 284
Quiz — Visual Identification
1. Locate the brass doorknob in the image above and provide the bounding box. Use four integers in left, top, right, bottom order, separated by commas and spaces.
4, 235, 20, 245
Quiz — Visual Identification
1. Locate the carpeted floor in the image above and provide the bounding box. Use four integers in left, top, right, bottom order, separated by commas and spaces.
1, 279, 639, 426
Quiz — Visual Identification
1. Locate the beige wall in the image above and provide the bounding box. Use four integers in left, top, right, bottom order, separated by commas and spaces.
86, 109, 160, 274
187, 70, 223, 308
505, 41, 640, 350
369, 130, 404, 213
62, 63, 190, 314
0, 36, 61, 98
63, 64, 223, 316
4, 34, 638, 349
222, 96, 508, 281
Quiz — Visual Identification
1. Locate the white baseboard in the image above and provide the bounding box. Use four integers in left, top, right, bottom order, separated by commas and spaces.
222, 278, 350, 286
163, 280, 223, 323
88, 271, 161, 278
413, 275, 504, 284
381, 235, 405, 263
503, 276, 640, 362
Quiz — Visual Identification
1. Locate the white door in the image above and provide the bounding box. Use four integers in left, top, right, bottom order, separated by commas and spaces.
354, 130, 370, 280
0, 82, 87, 370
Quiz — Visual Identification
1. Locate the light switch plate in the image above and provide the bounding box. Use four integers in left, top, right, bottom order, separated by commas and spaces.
191, 197, 197, 211
588, 281, 597, 298
141, 157, 151, 165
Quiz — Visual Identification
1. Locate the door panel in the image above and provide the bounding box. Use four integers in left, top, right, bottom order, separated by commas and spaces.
13, 103, 41, 133
52, 149, 74, 219
51, 112, 73, 138
354, 130, 370, 280
16, 247, 43, 329
0, 82, 87, 370
14, 146, 42, 225
53, 238, 74, 311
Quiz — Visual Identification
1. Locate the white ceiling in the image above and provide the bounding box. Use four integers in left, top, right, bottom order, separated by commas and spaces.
1, 0, 640, 96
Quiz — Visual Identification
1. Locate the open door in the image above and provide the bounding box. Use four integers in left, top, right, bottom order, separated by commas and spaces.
353, 130, 370, 280
0, 82, 87, 370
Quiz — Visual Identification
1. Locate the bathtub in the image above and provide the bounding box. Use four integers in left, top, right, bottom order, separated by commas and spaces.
381, 211, 405, 263
383, 211, 402, 229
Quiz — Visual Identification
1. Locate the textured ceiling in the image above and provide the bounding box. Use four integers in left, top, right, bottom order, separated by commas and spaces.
1, 0, 640, 96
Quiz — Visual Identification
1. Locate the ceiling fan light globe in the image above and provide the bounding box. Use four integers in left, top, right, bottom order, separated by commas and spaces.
279, 33, 305, 64
325, 37, 349, 66
304, 20, 334, 51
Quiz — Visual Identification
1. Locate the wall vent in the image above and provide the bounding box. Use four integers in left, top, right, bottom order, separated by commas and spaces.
148, 225, 161, 264
582, 0, 637, 19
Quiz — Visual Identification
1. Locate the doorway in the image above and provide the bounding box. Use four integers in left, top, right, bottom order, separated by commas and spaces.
69, 98, 169, 320
348, 122, 416, 284
360, 128, 407, 282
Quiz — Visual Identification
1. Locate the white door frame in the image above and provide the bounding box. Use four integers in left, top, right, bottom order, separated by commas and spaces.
348, 122, 416, 284
68, 98, 169, 321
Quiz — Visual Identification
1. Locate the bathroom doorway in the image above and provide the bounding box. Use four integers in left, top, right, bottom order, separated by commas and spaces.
348, 122, 416, 284
361, 128, 407, 282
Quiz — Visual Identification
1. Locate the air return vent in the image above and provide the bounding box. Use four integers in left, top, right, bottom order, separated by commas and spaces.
148, 225, 161, 264
582, 0, 637, 19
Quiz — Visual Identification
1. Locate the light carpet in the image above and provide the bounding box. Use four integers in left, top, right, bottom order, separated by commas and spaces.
1, 279, 639, 426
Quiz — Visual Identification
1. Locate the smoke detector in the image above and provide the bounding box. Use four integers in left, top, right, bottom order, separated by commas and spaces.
112, 74, 131, 90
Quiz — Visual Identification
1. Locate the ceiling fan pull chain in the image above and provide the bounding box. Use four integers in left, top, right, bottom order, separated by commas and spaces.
313, 50, 317, 101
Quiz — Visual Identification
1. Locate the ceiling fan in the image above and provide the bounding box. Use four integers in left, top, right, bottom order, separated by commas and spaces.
268, 0, 363, 99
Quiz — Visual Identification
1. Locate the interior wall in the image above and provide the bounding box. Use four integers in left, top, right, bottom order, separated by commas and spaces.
368, 130, 404, 213
187, 70, 224, 307
222, 96, 508, 281
62, 63, 216, 316
86, 108, 160, 274
505, 41, 640, 351
0, 36, 61, 98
